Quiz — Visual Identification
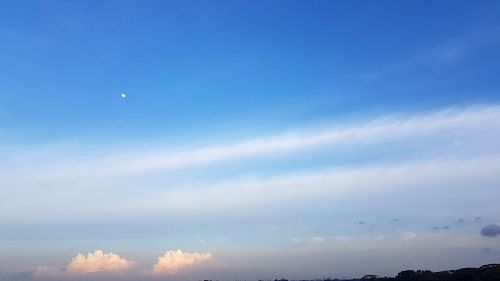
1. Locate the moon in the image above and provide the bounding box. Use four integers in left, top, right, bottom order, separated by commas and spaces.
121, 93, 127, 98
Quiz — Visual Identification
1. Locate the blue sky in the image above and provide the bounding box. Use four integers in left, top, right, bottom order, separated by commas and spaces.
1, 1, 500, 280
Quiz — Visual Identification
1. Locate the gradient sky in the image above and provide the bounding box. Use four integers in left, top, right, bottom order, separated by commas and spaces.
1, 1, 500, 280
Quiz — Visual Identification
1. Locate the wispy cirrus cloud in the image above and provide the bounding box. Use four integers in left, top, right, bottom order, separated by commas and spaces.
2, 105, 499, 182
1, 105, 500, 222
116, 154, 500, 216
359, 26, 500, 81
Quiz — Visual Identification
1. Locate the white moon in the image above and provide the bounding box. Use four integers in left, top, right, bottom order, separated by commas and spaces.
121, 93, 127, 98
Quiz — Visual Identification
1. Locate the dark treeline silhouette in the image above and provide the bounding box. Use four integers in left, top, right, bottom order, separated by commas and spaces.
257, 263, 500, 281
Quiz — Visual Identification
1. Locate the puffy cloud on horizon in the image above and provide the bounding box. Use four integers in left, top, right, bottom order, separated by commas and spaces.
153, 250, 212, 274
66, 250, 135, 273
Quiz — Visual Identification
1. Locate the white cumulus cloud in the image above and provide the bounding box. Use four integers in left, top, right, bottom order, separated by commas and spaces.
66, 250, 135, 273
153, 250, 212, 274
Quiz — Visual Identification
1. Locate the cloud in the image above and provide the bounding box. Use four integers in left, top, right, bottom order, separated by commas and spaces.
292, 236, 348, 244
2, 105, 500, 222
66, 250, 135, 273
360, 27, 500, 81
121, 154, 500, 216
110, 106, 500, 175
32, 266, 63, 277
309, 237, 325, 243
152, 250, 212, 274
481, 224, 500, 237
7, 105, 500, 181
402, 232, 417, 240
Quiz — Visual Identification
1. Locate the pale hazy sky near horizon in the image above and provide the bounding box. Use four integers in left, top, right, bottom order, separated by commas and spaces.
1, 1, 500, 280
